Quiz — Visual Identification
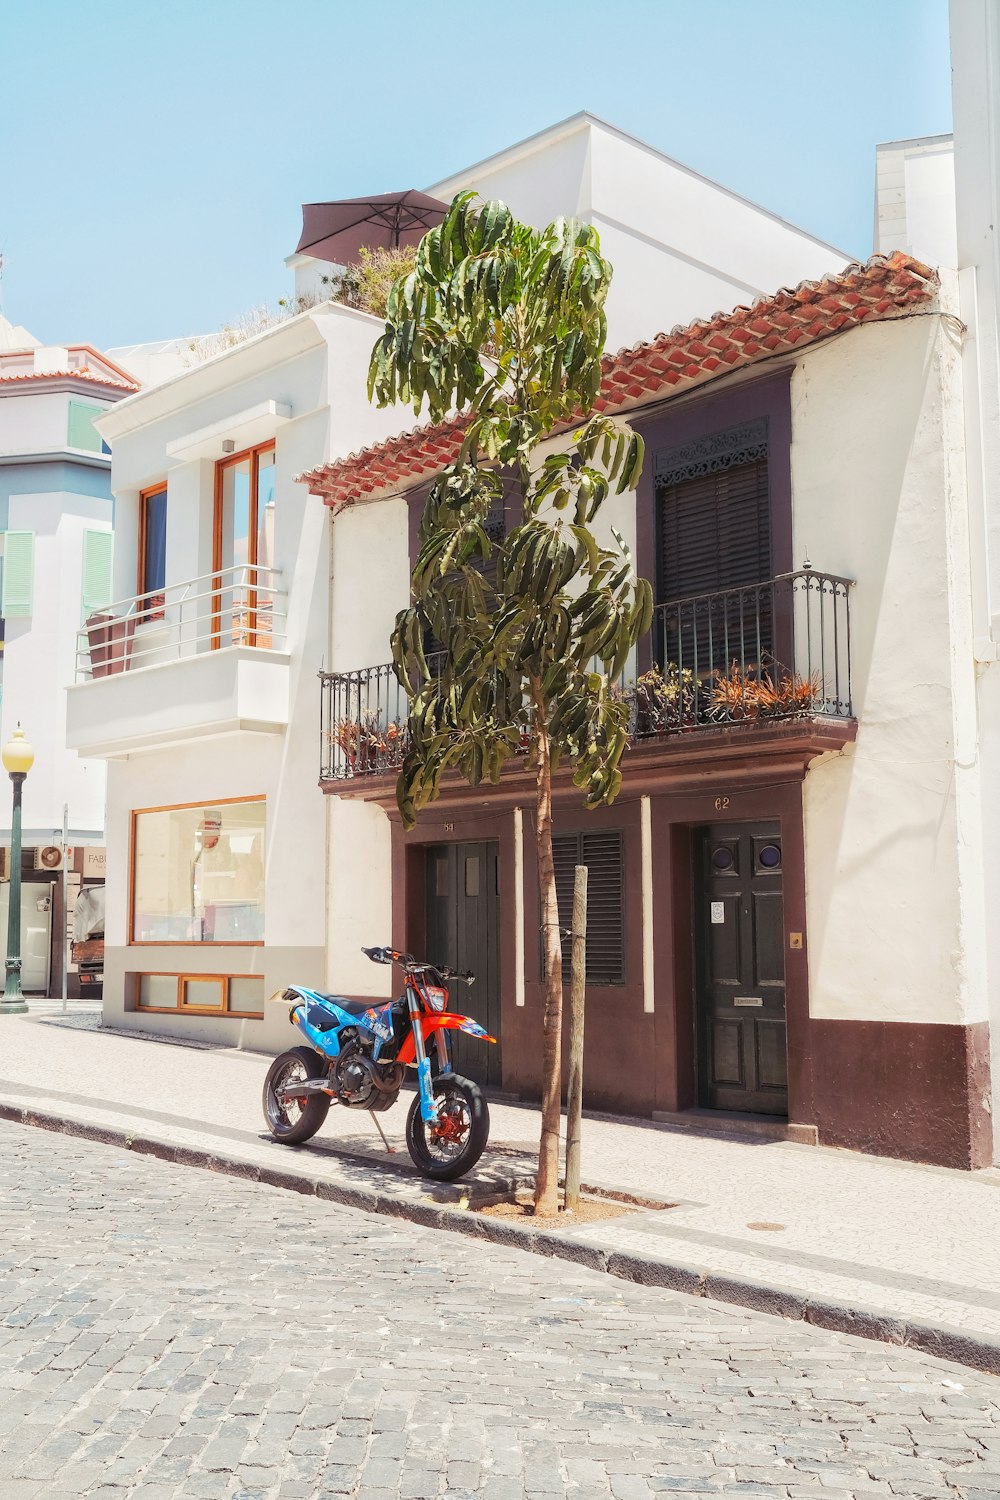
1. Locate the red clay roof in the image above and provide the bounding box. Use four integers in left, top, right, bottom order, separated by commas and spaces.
0, 344, 140, 393
0, 367, 138, 392
302, 251, 937, 509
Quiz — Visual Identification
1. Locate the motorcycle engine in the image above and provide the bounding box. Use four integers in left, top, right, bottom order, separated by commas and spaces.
333, 1035, 403, 1112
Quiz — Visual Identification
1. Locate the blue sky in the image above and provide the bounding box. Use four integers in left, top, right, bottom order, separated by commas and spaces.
0, 0, 952, 351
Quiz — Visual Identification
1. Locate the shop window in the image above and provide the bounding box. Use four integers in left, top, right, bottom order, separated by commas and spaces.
130, 797, 265, 944
133, 972, 264, 1016
546, 828, 626, 986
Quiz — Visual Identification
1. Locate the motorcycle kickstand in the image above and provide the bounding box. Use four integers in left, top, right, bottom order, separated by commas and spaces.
368, 1111, 396, 1154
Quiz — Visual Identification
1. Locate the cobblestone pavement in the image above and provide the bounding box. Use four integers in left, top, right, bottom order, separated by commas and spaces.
3, 1012, 999, 1345
1, 1124, 999, 1500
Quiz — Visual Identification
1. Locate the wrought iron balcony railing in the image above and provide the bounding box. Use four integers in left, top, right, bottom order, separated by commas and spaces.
319, 568, 853, 782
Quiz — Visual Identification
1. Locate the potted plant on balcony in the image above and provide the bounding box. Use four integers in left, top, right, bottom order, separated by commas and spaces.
632, 663, 697, 735
710, 662, 821, 723
333, 712, 404, 772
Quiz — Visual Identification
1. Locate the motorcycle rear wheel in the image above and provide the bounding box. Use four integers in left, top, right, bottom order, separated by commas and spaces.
263, 1046, 331, 1145
405, 1073, 489, 1181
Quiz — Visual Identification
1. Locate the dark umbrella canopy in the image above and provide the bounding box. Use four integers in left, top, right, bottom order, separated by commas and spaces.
295, 190, 449, 265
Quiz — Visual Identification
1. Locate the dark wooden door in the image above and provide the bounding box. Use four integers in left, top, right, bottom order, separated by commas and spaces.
425, 841, 501, 1087
694, 822, 787, 1115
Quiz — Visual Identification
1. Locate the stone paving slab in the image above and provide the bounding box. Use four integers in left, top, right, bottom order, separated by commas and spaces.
2, 1123, 1000, 1500
2, 1008, 1000, 1375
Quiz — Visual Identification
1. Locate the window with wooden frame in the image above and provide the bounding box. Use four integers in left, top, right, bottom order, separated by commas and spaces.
133, 972, 264, 1017
138, 483, 168, 619
213, 442, 276, 648
130, 796, 266, 945
655, 420, 772, 673
545, 828, 626, 986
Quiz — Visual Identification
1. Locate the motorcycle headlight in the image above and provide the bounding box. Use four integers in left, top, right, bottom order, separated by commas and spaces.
424, 985, 448, 1012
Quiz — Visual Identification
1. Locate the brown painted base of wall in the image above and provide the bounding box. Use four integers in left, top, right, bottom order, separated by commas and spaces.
809, 1018, 993, 1170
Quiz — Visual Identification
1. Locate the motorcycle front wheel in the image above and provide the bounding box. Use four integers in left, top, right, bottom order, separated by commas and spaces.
405, 1073, 489, 1181
263, 1046, 331, 1145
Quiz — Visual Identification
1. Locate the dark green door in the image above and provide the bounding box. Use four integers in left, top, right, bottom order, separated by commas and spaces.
695, 822, 787, 1115
425, 841, 501, 1087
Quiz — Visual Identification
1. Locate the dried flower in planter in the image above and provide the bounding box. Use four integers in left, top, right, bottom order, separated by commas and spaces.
710, 662, 822, 722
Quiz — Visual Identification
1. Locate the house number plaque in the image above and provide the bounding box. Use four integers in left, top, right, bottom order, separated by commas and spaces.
714, 796, 730, 811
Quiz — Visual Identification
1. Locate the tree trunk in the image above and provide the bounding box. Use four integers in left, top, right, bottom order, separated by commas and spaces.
531, 676, 563, 1217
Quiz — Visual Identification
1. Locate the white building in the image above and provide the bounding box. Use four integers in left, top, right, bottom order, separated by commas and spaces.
70, 115, 852, 1049
290, 113, 851, 351
67, 303, 404, 1038
0, 321, 137, 991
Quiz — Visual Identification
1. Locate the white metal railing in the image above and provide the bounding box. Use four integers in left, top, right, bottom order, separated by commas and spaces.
74, 564, 287, 682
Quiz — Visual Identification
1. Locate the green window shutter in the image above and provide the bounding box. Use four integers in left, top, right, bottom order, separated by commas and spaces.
67, 400, 105, 454
2, 532, 34, 619
81, 530, 114, 624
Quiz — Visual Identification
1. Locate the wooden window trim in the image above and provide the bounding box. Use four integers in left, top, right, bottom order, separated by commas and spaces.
137, 483, 168, 620
128, 794, 266, 948
133, 970, 264, 1017
212, 440, 275, 650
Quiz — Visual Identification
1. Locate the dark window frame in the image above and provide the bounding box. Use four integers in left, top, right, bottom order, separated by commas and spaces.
631, 371, 793, 673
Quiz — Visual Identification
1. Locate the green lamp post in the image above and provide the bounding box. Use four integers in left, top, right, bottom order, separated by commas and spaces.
1, 725, 34, 1016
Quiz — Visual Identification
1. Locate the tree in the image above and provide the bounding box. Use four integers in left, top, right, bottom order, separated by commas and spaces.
368, 194, 651, 1215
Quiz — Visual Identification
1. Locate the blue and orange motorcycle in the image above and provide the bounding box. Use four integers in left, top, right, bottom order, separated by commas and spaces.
262, 945, 494, 1180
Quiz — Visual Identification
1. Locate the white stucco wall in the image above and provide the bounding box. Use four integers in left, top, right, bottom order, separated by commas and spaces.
793, 306, 987, 1029
90, 305, 412, 1048
2, 488, 110, 839
429, 115, 849, 352
950, 0, 1000, 1141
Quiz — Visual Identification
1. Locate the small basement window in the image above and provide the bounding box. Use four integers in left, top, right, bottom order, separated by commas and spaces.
132, 973, 264, 1017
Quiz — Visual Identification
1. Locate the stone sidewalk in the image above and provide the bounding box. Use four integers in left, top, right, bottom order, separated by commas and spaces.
2, 1006, 999, 1376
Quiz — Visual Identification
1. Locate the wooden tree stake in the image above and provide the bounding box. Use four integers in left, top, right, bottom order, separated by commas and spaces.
564, 863, 588, 1212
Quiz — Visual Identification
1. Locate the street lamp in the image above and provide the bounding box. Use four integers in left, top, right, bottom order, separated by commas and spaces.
1, 725, 34, 1016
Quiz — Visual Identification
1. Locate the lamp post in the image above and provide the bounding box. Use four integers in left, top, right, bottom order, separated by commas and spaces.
1, 726, 34, 1016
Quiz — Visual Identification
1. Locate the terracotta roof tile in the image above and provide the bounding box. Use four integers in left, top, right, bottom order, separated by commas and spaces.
301, 251, 937, 509
0, 367, 139, 392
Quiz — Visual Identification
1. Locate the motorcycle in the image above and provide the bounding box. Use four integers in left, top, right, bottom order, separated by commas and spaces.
262, 945, 495, 1180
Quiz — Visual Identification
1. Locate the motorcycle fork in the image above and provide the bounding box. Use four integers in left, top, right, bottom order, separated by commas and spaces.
407, 984, 439, 1123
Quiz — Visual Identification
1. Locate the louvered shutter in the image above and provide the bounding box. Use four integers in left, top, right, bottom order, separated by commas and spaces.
2, 532, 34, 618
67, 400, 106, 454
657, 458, 772, 671
81, 530, 114, 624
548, 828, 625, 986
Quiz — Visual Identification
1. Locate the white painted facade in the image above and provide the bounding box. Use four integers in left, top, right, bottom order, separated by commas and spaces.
293, 114, 851, 352
0, 336, 133, 847
69, 303, 407, 1047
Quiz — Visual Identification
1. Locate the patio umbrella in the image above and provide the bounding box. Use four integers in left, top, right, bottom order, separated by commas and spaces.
295, 190, 449, 265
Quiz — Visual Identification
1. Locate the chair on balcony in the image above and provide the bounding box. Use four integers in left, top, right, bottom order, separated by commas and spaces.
85, 611, 136, 677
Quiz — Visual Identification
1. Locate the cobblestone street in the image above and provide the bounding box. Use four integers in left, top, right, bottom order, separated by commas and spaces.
1, 1122, 998, 1500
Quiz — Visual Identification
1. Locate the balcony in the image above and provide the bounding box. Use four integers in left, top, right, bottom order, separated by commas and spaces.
319, 568, 854, 786
66, 565, 290, 759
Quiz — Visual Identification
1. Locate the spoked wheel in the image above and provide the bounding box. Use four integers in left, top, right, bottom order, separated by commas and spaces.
405, 1073, 489, 1181
262, 1046, 331, 1145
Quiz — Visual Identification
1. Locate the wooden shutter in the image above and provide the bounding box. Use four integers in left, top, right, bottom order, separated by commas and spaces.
81, 529, 114, 624
2, 531, 34, 618
549, 828, 625, 986
658, 458, 770, 602
67, 400, 106, 454
657, 458, 772, 672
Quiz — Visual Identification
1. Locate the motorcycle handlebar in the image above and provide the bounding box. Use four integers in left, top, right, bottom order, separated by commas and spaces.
361, 946, 474, 984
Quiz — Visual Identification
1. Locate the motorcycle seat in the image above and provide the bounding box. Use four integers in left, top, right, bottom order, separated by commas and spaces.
311, 994, 393, 1021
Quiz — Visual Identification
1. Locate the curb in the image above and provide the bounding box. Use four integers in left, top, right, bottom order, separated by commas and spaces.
3, 1099, 998, 1379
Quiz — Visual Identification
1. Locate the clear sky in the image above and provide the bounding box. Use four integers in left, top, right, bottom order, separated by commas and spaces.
0, 0, 952, 352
